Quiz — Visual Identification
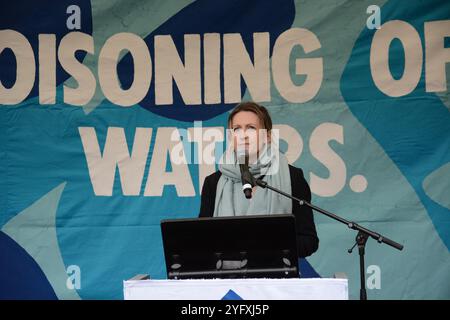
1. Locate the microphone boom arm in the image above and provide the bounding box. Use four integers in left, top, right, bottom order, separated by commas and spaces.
255, 179, 402, 250
254, 177, 403, 300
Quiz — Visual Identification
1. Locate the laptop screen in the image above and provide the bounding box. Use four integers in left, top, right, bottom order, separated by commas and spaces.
160, 214, 299, 279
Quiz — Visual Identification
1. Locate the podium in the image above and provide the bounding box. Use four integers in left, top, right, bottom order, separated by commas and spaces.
123, 278, 348, 300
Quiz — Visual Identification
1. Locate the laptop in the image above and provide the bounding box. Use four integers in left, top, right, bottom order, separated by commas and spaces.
160, 214, 299, 279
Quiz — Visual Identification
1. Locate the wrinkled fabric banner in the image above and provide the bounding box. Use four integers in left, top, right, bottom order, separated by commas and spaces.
0, 0, 449, 299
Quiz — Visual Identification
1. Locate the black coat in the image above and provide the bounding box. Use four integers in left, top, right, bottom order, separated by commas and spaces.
199, 165, 319, 258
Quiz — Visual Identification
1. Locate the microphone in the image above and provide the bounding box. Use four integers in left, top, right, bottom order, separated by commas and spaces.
237, 151, 254, 199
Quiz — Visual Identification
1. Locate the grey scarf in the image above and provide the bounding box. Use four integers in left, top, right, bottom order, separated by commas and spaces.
213, 144, 292, 217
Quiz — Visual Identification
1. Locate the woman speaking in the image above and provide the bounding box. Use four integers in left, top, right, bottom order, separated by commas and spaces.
199, 101, 319, 258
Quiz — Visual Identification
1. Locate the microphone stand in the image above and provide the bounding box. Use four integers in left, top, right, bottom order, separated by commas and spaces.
253, 177, 403, 300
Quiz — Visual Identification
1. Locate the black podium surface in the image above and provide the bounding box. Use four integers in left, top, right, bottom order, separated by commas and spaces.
160, 214, 299, 279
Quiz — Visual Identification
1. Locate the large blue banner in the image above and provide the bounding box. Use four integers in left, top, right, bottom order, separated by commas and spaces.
1, 0, 449, 299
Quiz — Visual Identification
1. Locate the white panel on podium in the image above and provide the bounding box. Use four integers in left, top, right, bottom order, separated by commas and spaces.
123, 278, 348, 300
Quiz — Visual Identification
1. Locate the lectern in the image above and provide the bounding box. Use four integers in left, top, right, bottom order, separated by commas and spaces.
160, 214, 299, 279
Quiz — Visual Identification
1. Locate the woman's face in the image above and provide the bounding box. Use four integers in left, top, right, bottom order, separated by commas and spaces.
230, 111, 269, 160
